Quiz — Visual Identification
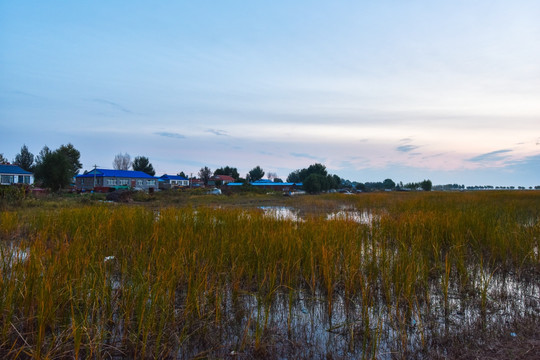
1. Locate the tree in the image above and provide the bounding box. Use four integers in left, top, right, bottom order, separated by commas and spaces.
13, 145, 34, 171
286, 170, 302, 183
248, 166, 265, 182
0, 154, 8, 165
286, 163, 342, 190
33, 150, 72, 191
57, 143, 82, 178
132, 156, 155, 176
306, 163, 327, 177
113, 153, 131, 170
383, 178, 396, 190
287, 163, 328, 183
198, 166, 212, 185
303, 173, 329, 194
177, 171, 187, 178
214, 166, 240, 181
421, 179, 432, 191
267, 172, 278, 181
35, 146, 51, 166
329, 174, 341, 189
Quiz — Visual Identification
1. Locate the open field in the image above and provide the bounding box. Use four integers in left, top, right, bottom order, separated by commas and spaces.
1, 191, 539, 359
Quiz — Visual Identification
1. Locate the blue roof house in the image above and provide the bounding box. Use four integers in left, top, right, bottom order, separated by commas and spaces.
0, 164, 33, 185
159, 174, 189, 189
75, 169, 157, 191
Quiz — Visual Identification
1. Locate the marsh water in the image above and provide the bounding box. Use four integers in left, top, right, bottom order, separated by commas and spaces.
1, 199, 539, 359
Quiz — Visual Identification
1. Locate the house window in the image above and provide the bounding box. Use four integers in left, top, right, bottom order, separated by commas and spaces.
147, 180, 155, 186
1, 175, 14, 184
137, 180, 143, 186
119, 179, 129, 186
107, 179, 116, 186
24, 176, 30, 184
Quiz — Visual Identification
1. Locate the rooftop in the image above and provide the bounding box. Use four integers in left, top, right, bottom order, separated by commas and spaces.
0, 164, 32, 175
76, 169, 155, 179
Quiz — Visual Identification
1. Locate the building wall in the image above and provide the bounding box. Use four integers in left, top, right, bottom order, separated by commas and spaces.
0, 174, 33, 185
76, 176, 157, 191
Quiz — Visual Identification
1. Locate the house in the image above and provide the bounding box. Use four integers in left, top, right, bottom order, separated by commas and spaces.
0, 164, 33, 185
190, 178, 204, 187
208, 175, 236, 186
159, 174, 189, 189
75, 169, 157, 192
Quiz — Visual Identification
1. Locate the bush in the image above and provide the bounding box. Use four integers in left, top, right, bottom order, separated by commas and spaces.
0, 185, 28, 207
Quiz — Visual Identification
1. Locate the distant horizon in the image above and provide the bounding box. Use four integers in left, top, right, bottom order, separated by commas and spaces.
2, 147, 538, 188
2, 1, 539, 187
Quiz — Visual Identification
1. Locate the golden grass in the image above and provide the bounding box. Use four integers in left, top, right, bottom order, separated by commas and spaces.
0, 191, 539, 358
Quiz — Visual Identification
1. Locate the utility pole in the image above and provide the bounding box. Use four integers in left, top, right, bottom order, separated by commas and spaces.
93, 164, 98, 190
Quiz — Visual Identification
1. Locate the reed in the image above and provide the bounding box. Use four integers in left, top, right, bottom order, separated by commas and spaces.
0, 191, 538, 358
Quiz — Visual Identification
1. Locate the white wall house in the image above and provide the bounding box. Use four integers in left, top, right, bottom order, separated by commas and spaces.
0, 164, 33, 185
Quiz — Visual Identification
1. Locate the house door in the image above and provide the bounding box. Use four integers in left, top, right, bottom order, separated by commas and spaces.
131, 180, 136, 188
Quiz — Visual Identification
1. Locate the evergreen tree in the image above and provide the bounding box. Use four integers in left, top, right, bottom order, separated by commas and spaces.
132, 156, 155, 176
14, 145, 34, 171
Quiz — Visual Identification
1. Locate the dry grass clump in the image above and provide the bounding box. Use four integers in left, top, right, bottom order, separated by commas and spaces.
0, 191, 538, 359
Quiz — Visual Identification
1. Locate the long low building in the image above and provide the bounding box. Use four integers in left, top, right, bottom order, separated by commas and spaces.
226, 179, 303, 192
75, 169, 157, 191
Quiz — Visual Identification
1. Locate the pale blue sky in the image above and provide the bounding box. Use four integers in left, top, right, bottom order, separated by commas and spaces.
1, 1, 539, 186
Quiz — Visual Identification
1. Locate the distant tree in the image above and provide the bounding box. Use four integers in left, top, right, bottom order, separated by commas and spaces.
113, 153, 131, 170
303, 173, 329, 194
287, 163, 328, 183
329, 174, 341, 189
14, 145, 34, 171
267, 172, 278, 181
306, 163, 327, 177
214, 166, 240, 181
421, 179, 432, 191
355, 183, 366, 192
273, 178, 283, 183
177, 171, 187, 178
0, 153, 9, 165
286, 163, 342, 189
198, 166, 212, 185
248, 166, 265, 182
33, 150, 72, 191
383, 178, 396, 190
57, 143, 82, 178
286, 170, 302, 183
132, 156, 155, 176
35, 146, 51, 166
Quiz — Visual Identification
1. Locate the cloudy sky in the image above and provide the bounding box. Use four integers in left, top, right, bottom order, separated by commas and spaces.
1, 1, 539, 186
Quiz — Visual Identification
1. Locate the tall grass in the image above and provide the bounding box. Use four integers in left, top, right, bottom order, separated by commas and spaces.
0, 191, 539, 358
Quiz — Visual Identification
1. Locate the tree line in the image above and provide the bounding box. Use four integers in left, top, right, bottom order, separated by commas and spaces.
3, 145, 157, 191
3, 145, 436, 194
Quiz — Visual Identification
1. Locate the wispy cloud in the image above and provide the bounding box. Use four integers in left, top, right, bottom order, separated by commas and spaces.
206, 129, 228, 136
290, 152, 322, 161
468, 149, 512, 162
154, 132, 186, 139
396, 144, 419, 153
92, 98, 133, 114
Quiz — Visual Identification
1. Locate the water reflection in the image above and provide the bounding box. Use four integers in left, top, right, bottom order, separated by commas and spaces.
260, 206, 380, 225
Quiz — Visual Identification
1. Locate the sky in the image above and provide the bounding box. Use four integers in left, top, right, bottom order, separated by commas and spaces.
1, 1, 539, 187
